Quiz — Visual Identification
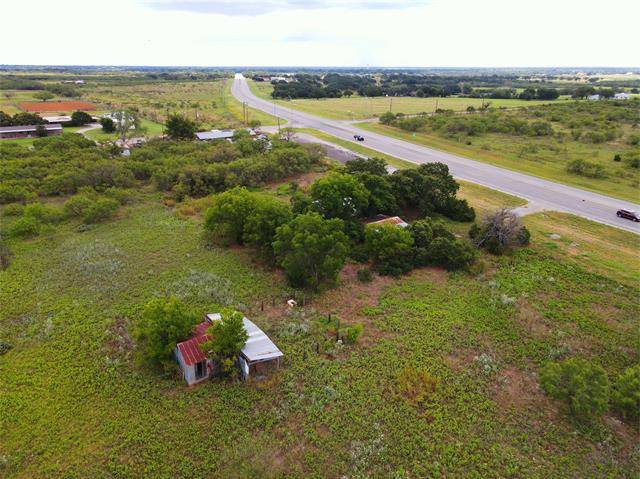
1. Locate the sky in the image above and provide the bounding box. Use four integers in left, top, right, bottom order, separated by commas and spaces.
2, 0, 639, 67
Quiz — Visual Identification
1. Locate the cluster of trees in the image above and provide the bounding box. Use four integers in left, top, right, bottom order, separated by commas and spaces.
0, 111, 45, 127
204, 158, 478, 289
541, 359, 639, 424
466, 87, 559, 100
381, 110, 555, 138
271, 73, 377, 99
3, 186, 129, 239
0, 133, 321, 204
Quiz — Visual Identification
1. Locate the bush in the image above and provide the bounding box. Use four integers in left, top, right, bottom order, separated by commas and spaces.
132, 296, 198, 370
396, 368, 439, 407
309, 172, 370, 220
242, 196, 293, 258
0, 184, 35, 204
200, 309, 248, 378
444, 197, 476, 222
8, 216, 41, 238
70, 111, 93, 126
23, 202, 63, 223
566, 159, 606, 179
540, 358, 610, 421
357, 268, 373, 283
364, 224, 414, 277
611, 365, 640, 423
427, 236, 477, 271
471, 209, 530, 255
82, 197, 120, 224
345, 157, 389, 176
99, 117, 116, 133
2, 203, 24, 217
343, 323, 364, 344
64, 194, 94, 217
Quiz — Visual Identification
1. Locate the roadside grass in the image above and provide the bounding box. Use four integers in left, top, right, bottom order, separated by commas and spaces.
523, 211, 640, 285
224, 79, 278, 127
357, 122, 640, 203
1, 193, 638, 477
248, 80, 567, 120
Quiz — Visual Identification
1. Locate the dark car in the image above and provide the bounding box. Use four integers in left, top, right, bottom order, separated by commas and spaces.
353, 135, 365, 141
616, 209, 640, 222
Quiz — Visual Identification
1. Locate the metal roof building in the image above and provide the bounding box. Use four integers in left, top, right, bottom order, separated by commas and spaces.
0, 123, 63, 139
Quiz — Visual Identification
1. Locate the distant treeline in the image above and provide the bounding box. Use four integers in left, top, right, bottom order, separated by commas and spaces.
266, 72, 638, 99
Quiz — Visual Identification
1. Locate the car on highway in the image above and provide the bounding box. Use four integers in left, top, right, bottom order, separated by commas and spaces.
353, 135, 365, 141
616, 209, 640, 222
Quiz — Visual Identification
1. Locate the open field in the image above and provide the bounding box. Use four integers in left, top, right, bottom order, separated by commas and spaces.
1, 178, 638, 478
249, 80, 568, 120
84, 79, 277, 128
357, 119, 640, 203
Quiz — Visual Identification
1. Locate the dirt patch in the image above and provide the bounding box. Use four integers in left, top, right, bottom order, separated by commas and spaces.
444, 347, 478, 372
20, 101, 97, 112
104, 315, 134, 361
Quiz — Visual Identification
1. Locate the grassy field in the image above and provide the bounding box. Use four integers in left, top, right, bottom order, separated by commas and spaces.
357, 122, 640, 203
84, 79, 277, 129
84, 118, 165, 142
249, 80, 567, 120
1, 176, 638, 478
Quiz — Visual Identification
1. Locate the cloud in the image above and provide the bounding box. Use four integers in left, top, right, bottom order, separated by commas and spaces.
143, 0, 430, 16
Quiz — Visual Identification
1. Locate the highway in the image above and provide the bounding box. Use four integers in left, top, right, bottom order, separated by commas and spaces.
232, 74, 640, 233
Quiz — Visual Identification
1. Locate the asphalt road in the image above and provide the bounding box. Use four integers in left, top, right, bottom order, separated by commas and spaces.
232, 74, 640, 233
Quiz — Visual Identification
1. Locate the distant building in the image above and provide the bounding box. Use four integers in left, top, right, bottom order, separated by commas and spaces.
614, 92, 630, 100
174, 313, 283, 385
0, 124, 63, 140
587, 94, 600, 101
42, 115, 72, 124
195, 128, 257, 141
366, 215, 410, 228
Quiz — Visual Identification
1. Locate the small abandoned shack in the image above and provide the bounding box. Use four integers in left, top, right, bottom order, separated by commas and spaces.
174, 313, 283, 385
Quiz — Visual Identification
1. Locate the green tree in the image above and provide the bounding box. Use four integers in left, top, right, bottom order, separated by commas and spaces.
165, 114, 197, 140
99, 117, 116, 133
540, 358, 610, 422
33, 91, 54, 102
611, 365, 640, 422
426, 237, 477, 271
365, 224, 414, 276
71, 110, 93, 126
133, 296, 197, 370
379, 111, 397, 125
345, 157, 389, 176
112, 110, 140, 143
243, 197, 293, 259
203, 187, 259, 244
356, 173, 398, 216
200, 309, 248, 377
309, 172, 369, 220
273, 212, 349, 289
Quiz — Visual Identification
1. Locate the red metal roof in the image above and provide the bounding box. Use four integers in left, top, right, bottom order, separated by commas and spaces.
176, 322, 211, 366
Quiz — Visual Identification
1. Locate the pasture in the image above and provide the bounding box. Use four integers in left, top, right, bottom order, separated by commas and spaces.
1, 175, 638, 478
249, 80, 566, 120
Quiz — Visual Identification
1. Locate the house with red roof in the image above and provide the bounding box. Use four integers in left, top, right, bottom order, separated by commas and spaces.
174, 313, 283, 386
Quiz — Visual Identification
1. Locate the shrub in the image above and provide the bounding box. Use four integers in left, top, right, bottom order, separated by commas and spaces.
99, 117, 116, 133
365, 224, 414, 277
357, 268, 373, 283
427, 236, 477, 271
470, 209, 531, 255
343, 323, 364, 344
8, 216, 41, 238
396, 368, 439, 407
243, 196, 293, 258
611, 365, 640, 423
309, 172, 370, 220
70, 111, 93, 126
345, 157, 389, 176
23, 203, 63, 223
132, 296, 198, 370
444, 197, 476, 222
64, 194, 94, 217
2, 203, 24, 217
82, 197, 120, 224
540, 358, 610, 421
566, 159, 606, 179
273, 212, 349, 289
0, 184, 35, 204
